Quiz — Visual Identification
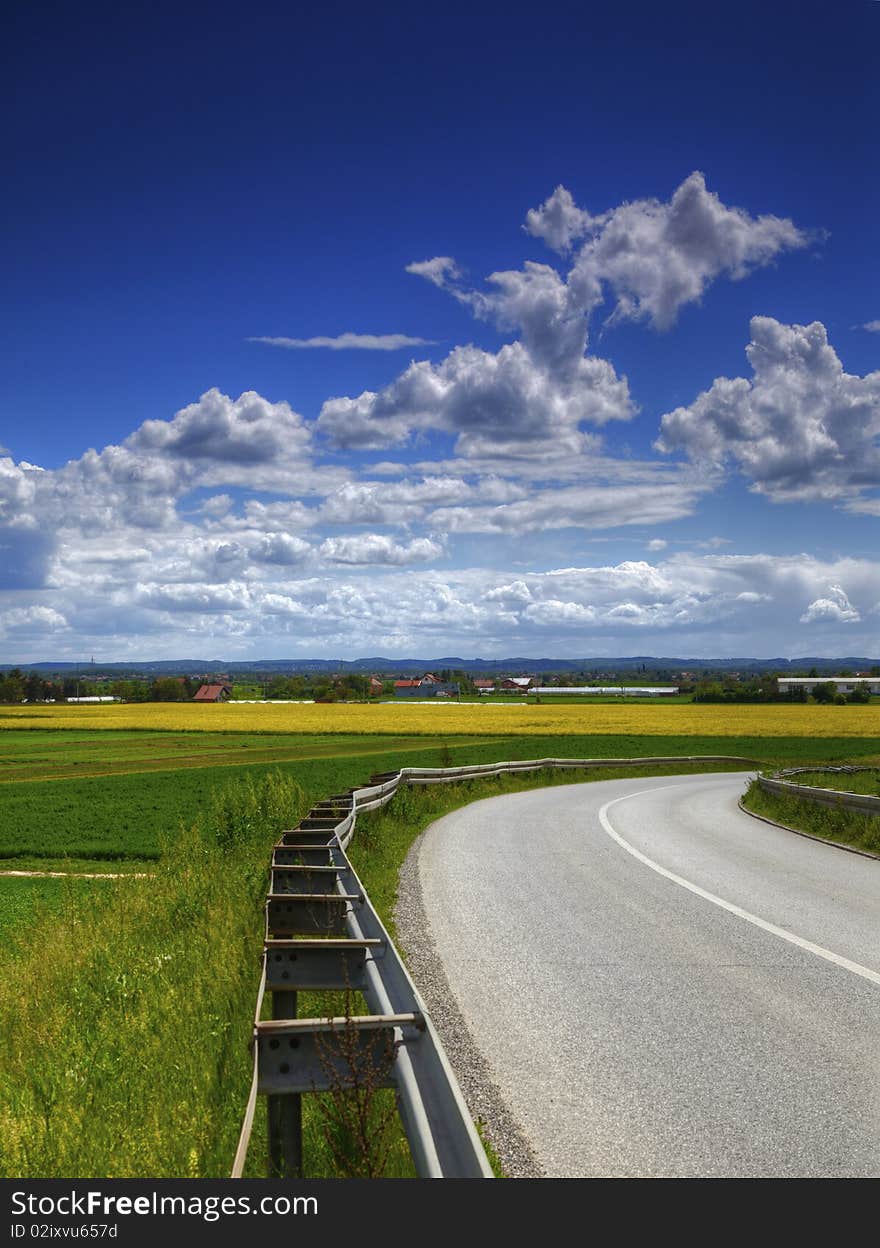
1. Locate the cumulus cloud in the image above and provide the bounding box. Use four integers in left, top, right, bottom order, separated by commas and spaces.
128, 388, 310, 465
0, 458, 57, 589
333, 173, 806, 464
250, 533, 312, 565
248, 333, 436, 351
799, 584, 860, 624
524, 185, 596, 253
0, 175, 835, 660
656, 317, 880, 505
0, 605, 68, 633
317, 341, 635, 456
133, 582, 253, 613
8, 548, 880, 660
484, 580, 533, 605
199, 494, 234, 518
317, 535, 444, 566
566, 172, 808, 330
413, 172, 807, 347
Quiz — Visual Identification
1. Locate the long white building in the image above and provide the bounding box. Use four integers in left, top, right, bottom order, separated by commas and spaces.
531, 686, 679, 696
777, 676, 880, 695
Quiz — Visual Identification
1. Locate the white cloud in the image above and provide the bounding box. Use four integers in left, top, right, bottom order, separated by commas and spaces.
129, 388, 311, 465
858, 321, 880, 334
566, 172, 807, 330
0, 175, 843, 661
251, 533, 312, 565
317, 341, 635, 456
656, 317, 880, 505
428, 476, 708, 534
199, 494, 234, 518
317, 535, 444, 566
799, 584, 860, 624
345, 174, 805, 469
523, 599, 597, 625
248, 333, 436, 351
484, 580, 533, 605
414, 173, 807, 352
8, 550, 880, 660
524, 185, 596, 253
133, 582, 253, 613
318, 477, 481, 527
0, 458, 57, 589
405, 257, 463, 288
0, 605, 68, 634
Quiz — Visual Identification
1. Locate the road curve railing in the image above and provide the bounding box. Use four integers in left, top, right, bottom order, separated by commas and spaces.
231, 753, 755, 1179
758, 766, 880, 817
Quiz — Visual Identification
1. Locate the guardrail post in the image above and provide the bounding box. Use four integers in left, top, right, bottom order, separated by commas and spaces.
268, 988, 302, 1177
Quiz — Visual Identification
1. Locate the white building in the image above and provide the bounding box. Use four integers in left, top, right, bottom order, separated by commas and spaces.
532, 686, 679, 696
777, 676, 880, 695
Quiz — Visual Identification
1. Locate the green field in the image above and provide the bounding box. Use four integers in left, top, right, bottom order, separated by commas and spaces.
2, 722, 878, 1179
0, 875, 111, 943
1, 727, 877, 866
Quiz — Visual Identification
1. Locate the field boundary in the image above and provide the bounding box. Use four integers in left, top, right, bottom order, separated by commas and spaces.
232, 753, 755, 1179
737, 797, 880, 862
758, 766, 880, 817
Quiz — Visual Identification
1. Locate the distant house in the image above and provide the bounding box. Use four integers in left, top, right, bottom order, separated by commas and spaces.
369, 676, 384, 696
420, 673, 440, 684
499, 677, 533, 693
193, 683, 233, 702
395, 681, 460, 699
474, 679, 495, 693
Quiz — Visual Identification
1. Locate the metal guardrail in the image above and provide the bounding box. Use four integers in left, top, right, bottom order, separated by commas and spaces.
758, 767, 880, 816
231, 753, 755, 1179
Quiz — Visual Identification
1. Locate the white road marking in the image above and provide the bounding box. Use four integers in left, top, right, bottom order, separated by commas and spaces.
598, 783, 880, 988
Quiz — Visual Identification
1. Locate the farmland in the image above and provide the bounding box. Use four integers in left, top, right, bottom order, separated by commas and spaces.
2, 715, 879, 868
5, 700, 880, 737
2, 702, 879, 1178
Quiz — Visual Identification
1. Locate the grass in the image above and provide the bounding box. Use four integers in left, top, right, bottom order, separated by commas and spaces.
3, 725, 878, 864
0, 771, 306, 1179
0, 730, 504, 783
741, 779, 880, 856
0, 875, 111, 944
4, 726, 875, 864
1, 716, 876, 1179
773, 768, 880, 795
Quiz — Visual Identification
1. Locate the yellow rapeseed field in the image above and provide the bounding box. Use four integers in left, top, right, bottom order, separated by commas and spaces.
2, 700, 880, 737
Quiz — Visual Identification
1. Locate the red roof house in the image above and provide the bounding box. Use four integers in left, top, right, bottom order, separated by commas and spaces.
193, 683, 233, 702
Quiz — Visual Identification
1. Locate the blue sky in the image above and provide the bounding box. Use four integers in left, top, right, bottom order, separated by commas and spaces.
1, 1, 878, 661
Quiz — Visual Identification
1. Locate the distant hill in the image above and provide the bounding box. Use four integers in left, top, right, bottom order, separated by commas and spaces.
2, 655, 878, 677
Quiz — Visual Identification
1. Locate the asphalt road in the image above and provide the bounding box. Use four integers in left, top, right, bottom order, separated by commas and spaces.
414, 771, 880, 1177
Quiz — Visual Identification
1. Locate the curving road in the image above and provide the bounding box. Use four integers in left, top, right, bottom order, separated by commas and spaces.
414, 772, 880, 1177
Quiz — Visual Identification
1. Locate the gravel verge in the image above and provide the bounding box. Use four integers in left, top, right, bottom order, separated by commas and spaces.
394, 824, 544, 1178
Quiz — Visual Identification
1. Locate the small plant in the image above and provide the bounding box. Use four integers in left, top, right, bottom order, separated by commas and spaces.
312, 993, 401, 1179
